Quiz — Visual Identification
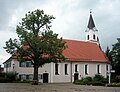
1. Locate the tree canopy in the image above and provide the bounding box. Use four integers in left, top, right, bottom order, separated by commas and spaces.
110, 38, 120, 75
4, 9, 66, 84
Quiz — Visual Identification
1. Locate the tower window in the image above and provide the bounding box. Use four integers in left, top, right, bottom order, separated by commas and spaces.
87, 35, 89, 40
93, 34, 95, 40
97, 37, 99, 41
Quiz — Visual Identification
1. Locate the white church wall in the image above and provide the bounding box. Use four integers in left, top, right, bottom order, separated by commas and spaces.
52, 62, 71, 83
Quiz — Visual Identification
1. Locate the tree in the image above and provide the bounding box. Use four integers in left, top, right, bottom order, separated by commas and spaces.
111, 38, 120, 75
105, 46, 112, 62
4, 9, 66, 84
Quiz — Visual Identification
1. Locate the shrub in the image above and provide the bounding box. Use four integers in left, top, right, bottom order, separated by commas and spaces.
82, 77, 92, 85
91, 81, 105, 86
0, 73, 6, 77
93, 74, 104, 82
74, 75, 108, 86
6, 72, 17, 81
102, 78, 108, 84
73, 80, 83, 85
0, 77, 11, 83
74, 76, 92, 85
107, 83, 120, 87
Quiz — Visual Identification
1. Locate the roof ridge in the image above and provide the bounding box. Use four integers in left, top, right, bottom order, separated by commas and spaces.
64, 39, 98, 45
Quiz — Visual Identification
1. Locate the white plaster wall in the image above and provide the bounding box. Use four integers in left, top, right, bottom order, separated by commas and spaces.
4, 59, 110, 83
12, 59, 52, 83
52, 62, 71, 83
71, 62, 110, 82
78, 62, 109, 78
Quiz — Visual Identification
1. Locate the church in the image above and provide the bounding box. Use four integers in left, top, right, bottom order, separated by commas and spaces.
3, 11, 110, 83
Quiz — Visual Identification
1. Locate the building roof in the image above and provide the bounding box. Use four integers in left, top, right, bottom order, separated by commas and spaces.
87, 13, 95, 29
63, 39, 109, 63
3, 39, 110, 64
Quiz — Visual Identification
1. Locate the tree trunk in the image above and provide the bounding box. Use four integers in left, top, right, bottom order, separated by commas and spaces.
33, 65, 39, 85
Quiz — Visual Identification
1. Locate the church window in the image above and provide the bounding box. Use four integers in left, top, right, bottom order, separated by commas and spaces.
65, 64, 68, 75
87, 35, 89, 40
75, 64, 78, 72
97, 64, 100, 74
85, 64, 88, 75
55, 63, 59, 75
106, 64, 108, 71
93, 34, 95, 40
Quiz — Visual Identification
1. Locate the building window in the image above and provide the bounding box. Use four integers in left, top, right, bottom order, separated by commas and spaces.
97, 64, 100, 74
21, 74, 26, 80
93, 34, 95, 40
26, 75, 29, 80
85, 64, 88, 75
97, 37, 99, 41
75, 64, 78, 72
106, 65, 108, 71
6, 62, 11, 68
19, 61, 33, 67
19, 62, 26, 67
26, 62, 33, 67
87, 35, 89, 40
29, 74, 33, 80
55, 63, 59, 75
38, 74, 43, 79
19, 75, 21, 80
65, 64, 68, 75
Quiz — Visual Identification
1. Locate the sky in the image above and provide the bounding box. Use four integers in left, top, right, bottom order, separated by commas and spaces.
0, 0, 120, 66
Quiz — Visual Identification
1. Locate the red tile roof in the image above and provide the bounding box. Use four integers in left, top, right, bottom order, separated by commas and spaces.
3, 39, 110, 64
63, 39, 110, 63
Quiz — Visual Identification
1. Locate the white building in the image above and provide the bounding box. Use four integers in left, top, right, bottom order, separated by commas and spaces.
3, 11, 110, 83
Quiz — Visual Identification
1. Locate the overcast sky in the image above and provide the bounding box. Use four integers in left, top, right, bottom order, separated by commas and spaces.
0, 0, 120, 66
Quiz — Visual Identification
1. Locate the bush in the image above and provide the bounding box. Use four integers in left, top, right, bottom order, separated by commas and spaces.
93, 74, 104, 82
82, 77, 92, 85
6, 72, 17, 81
73, 80, 83, 85
91, 81, 105, 86
0, 77, 11, 83
74, 76, 92, 85
74, 75, 108, 86
107, 83, 120, 87
0, 73, 6, 77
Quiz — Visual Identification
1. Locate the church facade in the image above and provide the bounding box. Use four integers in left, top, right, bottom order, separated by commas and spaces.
3, 12, 110, 83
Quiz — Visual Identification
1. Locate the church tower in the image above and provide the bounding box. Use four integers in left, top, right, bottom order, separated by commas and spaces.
85, 10, 99, 45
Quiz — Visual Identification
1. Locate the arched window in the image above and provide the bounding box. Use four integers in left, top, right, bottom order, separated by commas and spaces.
75, 64, 78, 72
97, 37, 99, 41
55, 63, 59, 75
87, 35, 89, 40
93, 34, 95, 40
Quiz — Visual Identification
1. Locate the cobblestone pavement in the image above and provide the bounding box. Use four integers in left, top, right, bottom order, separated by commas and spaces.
0, 83, 120, 92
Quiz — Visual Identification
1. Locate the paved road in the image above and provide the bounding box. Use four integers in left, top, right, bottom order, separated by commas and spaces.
0, 83, 120, 92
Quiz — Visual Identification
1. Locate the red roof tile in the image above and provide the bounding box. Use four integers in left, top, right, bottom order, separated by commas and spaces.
63, 39, 109, 63
3, 39, 110, 64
